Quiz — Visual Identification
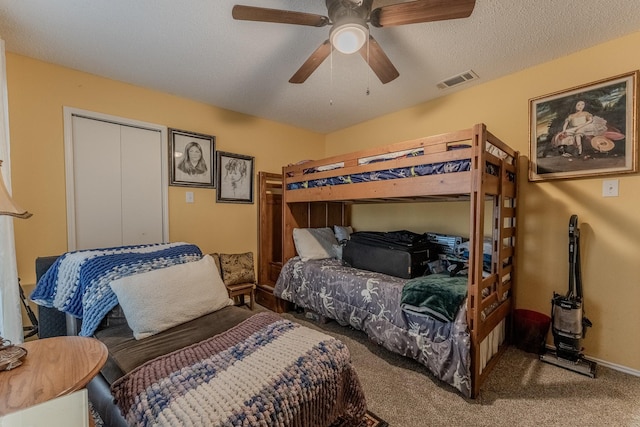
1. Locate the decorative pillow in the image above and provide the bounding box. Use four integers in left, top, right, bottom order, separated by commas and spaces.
293, 227, 339, 261
333, 225, 353, 243
219, 252, 255, 286
209, 252, 223, 276
109, 254, 233, 340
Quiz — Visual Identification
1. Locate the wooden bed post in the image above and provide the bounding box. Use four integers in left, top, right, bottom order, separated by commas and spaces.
282, 170, 302, 262
468, 123, 487, 398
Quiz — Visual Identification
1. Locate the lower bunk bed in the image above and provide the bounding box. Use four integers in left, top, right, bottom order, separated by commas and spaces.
31, 243, 367, 427
274, 256, 505, 398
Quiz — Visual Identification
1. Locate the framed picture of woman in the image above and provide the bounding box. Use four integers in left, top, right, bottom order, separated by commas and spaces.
529, 71, 637, 181
169, 129, 215, 188
216, 151, 254, 204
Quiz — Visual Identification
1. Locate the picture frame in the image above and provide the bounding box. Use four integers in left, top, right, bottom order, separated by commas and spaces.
529, 71, 638, 181
169, 128, 215, 188
216, 151, 254, 204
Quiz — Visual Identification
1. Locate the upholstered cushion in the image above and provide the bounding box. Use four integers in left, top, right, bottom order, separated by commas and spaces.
109, 254, 233, 340
209, 252, 223, 276
219, 252, 255, 286
293, 227, 339, 261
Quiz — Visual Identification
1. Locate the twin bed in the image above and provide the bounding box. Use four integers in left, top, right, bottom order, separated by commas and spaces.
32, 244, 366, 427
276, 123, 518, 398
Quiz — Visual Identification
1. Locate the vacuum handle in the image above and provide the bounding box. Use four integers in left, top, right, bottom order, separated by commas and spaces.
568, 215, 582, 299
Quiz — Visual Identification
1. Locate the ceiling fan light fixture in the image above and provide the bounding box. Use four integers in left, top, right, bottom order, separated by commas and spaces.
330, 21, 368, 54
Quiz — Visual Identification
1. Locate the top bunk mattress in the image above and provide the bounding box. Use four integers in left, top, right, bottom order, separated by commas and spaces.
283, 124, 517, 197
288, 155, 473, 190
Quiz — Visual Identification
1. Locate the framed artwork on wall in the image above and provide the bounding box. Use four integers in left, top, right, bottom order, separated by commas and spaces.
169, 129, 215, 188
529, 71, 637, 181
216, 151, 254, 203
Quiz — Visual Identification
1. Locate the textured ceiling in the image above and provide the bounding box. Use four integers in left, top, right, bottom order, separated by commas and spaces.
1, 0, 640, 133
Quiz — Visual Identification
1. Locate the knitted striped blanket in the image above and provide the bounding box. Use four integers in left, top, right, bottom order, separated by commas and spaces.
111, 312, 367, 427
31, 242, 202, 336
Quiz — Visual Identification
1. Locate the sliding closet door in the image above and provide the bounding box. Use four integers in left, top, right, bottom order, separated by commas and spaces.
71, 117, 123, 249
120, 125, 164, 245
65, 109, 168, 250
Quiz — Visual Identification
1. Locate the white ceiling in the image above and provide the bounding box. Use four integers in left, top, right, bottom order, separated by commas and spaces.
1, 1, 640, 134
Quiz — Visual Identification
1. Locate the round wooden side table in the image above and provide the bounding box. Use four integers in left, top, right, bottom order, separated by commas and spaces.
0, 336, 107, 417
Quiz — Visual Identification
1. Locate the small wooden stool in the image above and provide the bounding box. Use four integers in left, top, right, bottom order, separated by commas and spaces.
226, 282, 256, 310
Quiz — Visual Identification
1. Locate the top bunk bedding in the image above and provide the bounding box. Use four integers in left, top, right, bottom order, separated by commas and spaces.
283, 124, 518, 203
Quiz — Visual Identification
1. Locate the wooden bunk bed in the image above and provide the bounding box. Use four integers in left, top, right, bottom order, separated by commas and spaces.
278, 123, 518, 398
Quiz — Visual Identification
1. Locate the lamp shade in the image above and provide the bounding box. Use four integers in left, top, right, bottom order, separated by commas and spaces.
0, 160, 32, 219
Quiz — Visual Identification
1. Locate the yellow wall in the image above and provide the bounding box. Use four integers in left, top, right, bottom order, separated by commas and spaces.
7, 53, 325, 285
7, 30, 640, 371
324, 31, 640, 370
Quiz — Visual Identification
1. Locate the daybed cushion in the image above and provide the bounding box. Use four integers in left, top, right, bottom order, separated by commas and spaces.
94, 305, 255, 384
109, 254, 233, 340
218, 252, 255, 285
293, 227, 339, 261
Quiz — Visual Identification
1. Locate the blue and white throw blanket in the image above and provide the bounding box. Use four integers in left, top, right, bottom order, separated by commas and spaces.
31, 242, 202, 337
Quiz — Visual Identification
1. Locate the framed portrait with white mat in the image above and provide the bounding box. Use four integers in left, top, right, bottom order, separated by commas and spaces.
169, 129, 215, 188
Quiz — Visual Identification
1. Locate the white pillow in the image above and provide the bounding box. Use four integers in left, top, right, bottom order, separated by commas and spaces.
109, 254, 233, 340
293, 227, 339, 261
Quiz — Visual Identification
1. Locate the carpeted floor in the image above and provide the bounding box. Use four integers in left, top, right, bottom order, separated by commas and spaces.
89, 401, 103, 426
90, 304, 640, 426
279, 309, 640, 427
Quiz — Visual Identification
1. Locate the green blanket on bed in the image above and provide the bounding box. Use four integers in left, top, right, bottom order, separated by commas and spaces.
400, 273, 468, 322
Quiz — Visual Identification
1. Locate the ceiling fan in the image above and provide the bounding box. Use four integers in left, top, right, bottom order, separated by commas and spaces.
232, 0, 476, 84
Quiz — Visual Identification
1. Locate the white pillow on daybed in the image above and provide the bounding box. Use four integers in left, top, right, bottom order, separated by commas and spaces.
293, 227, 340, 261
109, 254, 233, 340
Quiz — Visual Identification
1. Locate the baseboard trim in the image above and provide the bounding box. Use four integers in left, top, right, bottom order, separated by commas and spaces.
543, 344, 640, 377
588, 356, 640, 377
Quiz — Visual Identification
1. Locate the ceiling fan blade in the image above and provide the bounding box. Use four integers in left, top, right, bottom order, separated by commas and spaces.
358, 36, 399, 84
370, 0, 476, 27
232, 5, 329, 27
289, 40, 333, 84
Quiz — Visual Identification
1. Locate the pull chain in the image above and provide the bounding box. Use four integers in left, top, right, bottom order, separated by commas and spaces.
365, 36, 370, 96
329, 48, 334, 106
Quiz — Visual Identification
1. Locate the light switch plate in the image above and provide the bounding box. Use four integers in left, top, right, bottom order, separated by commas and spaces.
602, 179, 619, 197
186, 191, 194, 203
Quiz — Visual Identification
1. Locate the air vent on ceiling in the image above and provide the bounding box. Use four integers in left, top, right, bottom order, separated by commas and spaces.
436, 70, 478, 89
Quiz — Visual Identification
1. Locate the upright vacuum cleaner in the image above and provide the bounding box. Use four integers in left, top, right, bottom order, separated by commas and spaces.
540, 215, 597, 377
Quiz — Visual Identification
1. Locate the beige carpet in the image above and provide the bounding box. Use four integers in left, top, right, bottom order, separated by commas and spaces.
279, 309, 640, 427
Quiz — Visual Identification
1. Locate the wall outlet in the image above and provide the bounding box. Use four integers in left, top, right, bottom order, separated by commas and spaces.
602, 179, 619, 197
186, 191, 194, 203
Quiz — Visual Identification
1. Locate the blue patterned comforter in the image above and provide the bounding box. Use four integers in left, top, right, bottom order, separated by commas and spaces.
30, 242, 202, 336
